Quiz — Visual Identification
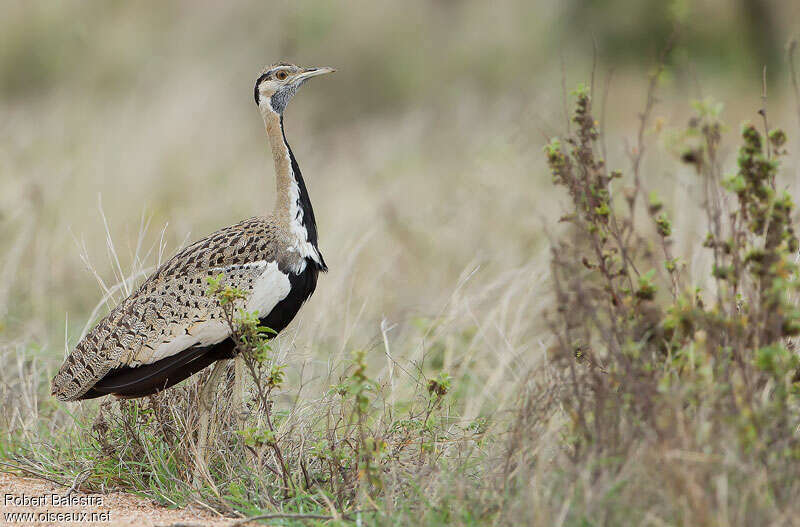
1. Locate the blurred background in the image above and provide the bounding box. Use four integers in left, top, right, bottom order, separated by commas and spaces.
1, 0, 799, 369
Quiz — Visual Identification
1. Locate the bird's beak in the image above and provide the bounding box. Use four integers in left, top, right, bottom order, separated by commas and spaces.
295, 66, 336, 83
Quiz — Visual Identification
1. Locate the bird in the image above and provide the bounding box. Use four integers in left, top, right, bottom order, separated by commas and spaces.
51, 62, 334, 401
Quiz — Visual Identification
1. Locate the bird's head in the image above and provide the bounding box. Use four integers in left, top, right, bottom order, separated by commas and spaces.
255, 62, 335, 115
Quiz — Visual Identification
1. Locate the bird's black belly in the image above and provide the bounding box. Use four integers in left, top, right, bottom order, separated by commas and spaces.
80, 261, 319, 399
257, 261, 319, 336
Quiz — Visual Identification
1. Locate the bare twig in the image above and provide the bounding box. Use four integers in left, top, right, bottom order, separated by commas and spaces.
226, 509, 375, 526
66, 468, 92, 497
561, 53, 570, 135
600, 67, 615, 165
627, 32, 677, 216
759, 65, 772, 164
789, 39, 800, 132
0, 462, 70, 489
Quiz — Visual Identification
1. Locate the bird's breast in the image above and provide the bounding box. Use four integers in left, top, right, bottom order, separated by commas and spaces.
247, 260, 293, 317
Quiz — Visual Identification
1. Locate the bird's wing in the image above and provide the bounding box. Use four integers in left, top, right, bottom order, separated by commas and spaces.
51, 216, 297, 401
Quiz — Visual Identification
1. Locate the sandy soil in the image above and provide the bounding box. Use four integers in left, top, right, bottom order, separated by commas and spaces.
0, 472, 233, 527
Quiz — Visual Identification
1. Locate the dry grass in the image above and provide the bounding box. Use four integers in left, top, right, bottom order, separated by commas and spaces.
4, 2, 800, 526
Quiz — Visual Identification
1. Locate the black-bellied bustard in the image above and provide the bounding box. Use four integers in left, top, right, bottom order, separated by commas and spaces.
51, 63, 334, 401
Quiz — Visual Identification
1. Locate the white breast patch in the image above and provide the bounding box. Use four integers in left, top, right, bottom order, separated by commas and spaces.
246, 261, 292, 316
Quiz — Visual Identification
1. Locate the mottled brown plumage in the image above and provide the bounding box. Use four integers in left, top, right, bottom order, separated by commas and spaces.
52, 217, 302, 401
52, 63, 334, 401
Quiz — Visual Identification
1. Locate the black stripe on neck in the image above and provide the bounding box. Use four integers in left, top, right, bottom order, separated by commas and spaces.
280, 115, 327, 272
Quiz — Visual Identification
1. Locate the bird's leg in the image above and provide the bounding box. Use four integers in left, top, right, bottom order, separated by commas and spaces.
233, 354, 246, 427
193, 360, 228, 487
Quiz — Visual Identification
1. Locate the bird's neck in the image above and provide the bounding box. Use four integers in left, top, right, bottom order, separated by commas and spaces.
263, 110, 325, 269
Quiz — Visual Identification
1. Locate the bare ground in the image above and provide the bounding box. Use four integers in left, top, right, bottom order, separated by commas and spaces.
0, 472, 231, 527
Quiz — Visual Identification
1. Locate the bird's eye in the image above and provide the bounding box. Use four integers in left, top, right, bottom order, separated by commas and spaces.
276, 71, 288, 80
